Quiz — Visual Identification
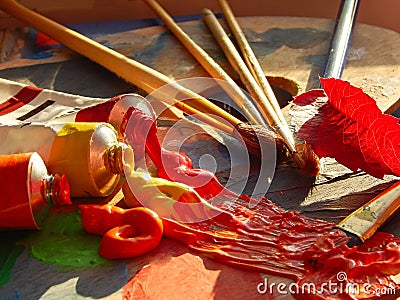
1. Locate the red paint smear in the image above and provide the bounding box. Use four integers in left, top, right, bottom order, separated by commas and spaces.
162, 199, 400, 299
296, 232, 400, 299
0, 85, 42, 116
75, 98, 400, 298
122, 239, 270, 300
124, 107, 400, 299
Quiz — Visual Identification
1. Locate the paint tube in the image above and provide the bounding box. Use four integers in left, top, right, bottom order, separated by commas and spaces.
56, 93, 155, 164
55, 93, 154, 130
77, 93, 155, 125
0, 78, 107, 126
0, 122, 134, 197
0, 152, 71, 230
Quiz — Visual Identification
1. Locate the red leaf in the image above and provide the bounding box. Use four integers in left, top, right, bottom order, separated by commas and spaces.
290, 78, 400, 178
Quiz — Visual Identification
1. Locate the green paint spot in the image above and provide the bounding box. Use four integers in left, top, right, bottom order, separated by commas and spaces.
27, 209, 110, 268
0, 232, 25, 286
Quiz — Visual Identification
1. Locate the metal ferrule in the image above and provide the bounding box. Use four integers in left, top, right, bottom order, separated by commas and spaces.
104, 141, 134, 175
41, 174, 55, 204
336, 181, 400, 242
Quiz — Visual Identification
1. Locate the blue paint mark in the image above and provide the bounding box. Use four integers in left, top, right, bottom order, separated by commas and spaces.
8, 290, 19, 300
99, 40, 115, 50
0, 290, 19, 300
247, 27, 330, 58
23, 52, 54, 60
132, 31, 173, 67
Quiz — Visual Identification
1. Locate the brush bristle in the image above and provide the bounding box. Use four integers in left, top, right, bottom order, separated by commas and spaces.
234, 123, 290, 161
292, 143, 320, 177
235, 123, 320, 176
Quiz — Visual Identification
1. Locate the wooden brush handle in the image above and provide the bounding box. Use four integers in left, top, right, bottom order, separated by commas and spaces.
203, 8, 296, 153
0, 0, 237, 134
336, 180, 400, 242
217, 0, 287, 127
143, 0, 266, 127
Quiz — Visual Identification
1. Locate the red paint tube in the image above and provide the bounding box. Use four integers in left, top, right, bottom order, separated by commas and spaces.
0, 152, 71, 230
75, 93, 155, 163
74, 93, 191, 168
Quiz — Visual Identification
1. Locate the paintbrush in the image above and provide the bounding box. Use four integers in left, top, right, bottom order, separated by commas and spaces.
319, 0, 400, 248
322, 0, 360, 80
215, 0, 288, 131
213, 0, 398, 249
0, 0, 320, 175
143, 0, 267, 127
202, 9, 318, 173
306, 0, 388, 248
0, 0, 287, 168
335, 181, 400, 247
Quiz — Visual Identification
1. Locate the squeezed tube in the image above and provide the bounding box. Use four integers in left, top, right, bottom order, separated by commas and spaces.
0, 122, 134, 197
0, 152, 70, 230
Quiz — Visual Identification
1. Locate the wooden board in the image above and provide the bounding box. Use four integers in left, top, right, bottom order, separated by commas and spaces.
0, 16, 400, 300
107, 17, 399, 111
0, 17, 399, 113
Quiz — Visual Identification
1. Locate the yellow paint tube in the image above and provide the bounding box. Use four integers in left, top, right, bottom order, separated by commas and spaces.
0, 122, 134, 197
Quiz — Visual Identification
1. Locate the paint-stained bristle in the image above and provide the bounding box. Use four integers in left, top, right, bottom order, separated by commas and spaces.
234, 123, 290, 161
292, 143, 320, 177
235, 123, 320, 176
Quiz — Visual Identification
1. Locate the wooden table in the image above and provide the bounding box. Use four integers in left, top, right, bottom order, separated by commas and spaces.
0, 16, 399, 299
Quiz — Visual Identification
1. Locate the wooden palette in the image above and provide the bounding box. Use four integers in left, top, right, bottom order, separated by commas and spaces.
0, 16, 399, 300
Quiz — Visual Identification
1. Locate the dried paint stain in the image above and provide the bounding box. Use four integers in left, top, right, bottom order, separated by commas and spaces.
27, 209, 110, 268
0, 233, 24, 286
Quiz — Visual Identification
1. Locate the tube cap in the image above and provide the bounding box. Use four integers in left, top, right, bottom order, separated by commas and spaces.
52, 174, 72, 205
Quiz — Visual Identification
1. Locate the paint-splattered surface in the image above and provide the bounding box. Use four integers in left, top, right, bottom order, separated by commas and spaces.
0, 207, 128, 299
0, 16, 399, 300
